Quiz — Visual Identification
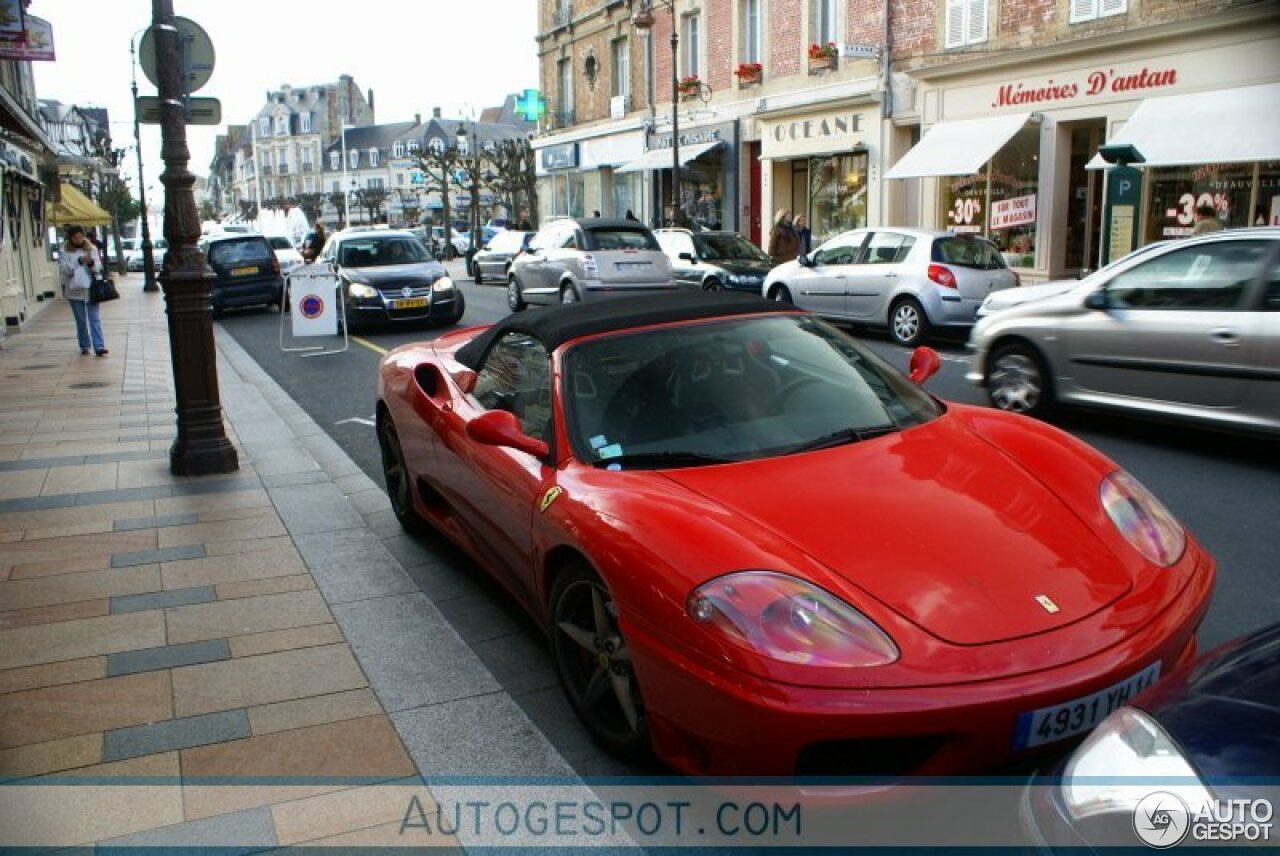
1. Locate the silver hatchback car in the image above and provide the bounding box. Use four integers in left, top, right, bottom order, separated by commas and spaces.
967, 229, 1280, 436
507, 218, 675, 311
761, 228, 1019, 346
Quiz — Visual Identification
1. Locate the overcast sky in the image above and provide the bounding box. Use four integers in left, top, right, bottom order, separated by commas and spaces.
32, 1, 539, 198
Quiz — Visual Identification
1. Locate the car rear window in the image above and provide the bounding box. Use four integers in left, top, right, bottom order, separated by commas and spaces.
268, 237, 293, 250
932, 237, 1007, 270
586, 228, 659, 251
208, 238, 272, 266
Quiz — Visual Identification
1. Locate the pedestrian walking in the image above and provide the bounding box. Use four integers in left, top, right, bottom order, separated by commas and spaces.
301, 220, 327, 263
794, 214, 812, 254
624, 209, 638, 222
767, 209, 801, 263
57, 225, 108, 356
1190, 203, 1224, 236
516, 212, 533, 231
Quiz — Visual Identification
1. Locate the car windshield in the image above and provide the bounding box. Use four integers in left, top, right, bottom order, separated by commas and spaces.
586, 227, 659, 251
339, 236, 430, 267
693, 234, 771, 261
932, 236, 1007, 270
267, 237, 293, 250
563, 315, 942, 468
208, 239, 271, 265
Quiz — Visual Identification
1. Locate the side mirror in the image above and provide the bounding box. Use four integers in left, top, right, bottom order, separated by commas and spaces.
466, 410, 549, 459
1084, 289, 1109, 310
796, 253, 814, 268
908, 347, 942, 385
526, 245, 541, 255
450, 367, 478, 395
678, 252, 695, 261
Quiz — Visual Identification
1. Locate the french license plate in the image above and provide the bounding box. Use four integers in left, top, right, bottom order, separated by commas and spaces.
615, 262, 652, 270
394, 297, 429, 309
1014, 662, 1161, 750
231, 266, 258, 276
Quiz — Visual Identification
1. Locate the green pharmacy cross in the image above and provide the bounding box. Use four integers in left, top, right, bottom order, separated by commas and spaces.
514, 90, 546, 123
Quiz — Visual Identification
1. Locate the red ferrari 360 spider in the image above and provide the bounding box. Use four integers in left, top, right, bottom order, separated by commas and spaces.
375, 292, 1214, 777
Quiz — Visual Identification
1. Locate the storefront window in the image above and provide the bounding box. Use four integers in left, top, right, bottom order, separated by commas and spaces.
683, 157, 724, 230
538, 173, 587, 220
941, 126, 1040, 268
1145, 161, 1267, 241
808, 152, 867, 241
611, 171, 642, 220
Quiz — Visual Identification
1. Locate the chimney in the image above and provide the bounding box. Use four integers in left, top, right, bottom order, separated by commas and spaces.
415, 112, 421, 125
432, 107, 441, 119
367, 88, 375, 114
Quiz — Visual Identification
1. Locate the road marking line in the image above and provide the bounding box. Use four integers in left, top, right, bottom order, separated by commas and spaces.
335, 417, 376, 427
351, 336, 388, 355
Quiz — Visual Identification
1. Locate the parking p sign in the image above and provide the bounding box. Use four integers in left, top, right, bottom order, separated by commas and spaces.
289, 266, 339, 338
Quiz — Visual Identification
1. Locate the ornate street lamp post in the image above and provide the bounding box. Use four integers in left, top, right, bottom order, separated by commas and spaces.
632, 0, 681, 226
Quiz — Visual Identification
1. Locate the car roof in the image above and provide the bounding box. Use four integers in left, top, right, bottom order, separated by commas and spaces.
205, 232, 269, 244
549, 217, 650, 230
454, 292, 796, 370
337, 229, 418, 241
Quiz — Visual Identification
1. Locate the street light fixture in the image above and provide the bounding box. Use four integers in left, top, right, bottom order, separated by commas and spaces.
632, 0, 683, 226
455, 119, 481, 255
129, 27, 159, 292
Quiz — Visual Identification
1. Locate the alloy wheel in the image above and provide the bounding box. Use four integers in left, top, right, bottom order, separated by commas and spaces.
507, 278, 526, 312
890, 300, 925, 346
378, 419, 423, 532
560, 285, 579, 304
988, 349, 1046, 415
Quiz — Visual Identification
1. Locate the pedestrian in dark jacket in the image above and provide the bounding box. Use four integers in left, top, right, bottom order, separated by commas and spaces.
767, 209, 801, 263
794, 215, 812, 254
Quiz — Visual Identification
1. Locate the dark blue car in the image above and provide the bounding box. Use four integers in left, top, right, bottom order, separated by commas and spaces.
1021, 623, 1280, 850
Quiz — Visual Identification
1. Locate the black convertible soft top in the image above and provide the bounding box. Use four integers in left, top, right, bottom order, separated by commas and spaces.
454, 292, 794, 369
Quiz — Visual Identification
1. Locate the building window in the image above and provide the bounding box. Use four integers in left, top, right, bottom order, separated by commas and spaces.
330, 151, 340, 171
368, 177, 385, 190
370, 148, 379, 167
300, 113, 311, 133
264, 180, 274, 198
259, 117, 270, 137
944, 0, 988, 49
332, 181, 340, 193
1069, 0, 1126, 23
557, 58, 573, 123
393, 140, 405, 158
611, 38, 630, 99
683, 14, 701, 79
276, 115, 288, 136
349, 149, 360, 169
742, 0, 762, 64
408, 139, 421, 152
940, 125, 1040, 266
811, 0, 837, 47
396, 173, 406, 186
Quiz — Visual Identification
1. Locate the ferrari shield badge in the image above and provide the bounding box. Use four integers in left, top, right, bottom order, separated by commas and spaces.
539, 486, 563, 514
1035, 594, 1060, 614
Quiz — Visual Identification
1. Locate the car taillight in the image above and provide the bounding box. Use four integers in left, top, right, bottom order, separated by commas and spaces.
927, 263, 957, 288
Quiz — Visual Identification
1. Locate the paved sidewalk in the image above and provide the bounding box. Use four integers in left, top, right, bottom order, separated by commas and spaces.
0, 279, 574, 849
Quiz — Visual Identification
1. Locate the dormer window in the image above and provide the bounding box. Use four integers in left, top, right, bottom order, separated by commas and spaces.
407, 139, 421, 153
329, 151, 340, 170
259, 117, 270, 137
393, 141, 405, 158
300, 113, 311, 134
275, 115, 288, 136
349, 149, 360, 169
369, 148, 379, 167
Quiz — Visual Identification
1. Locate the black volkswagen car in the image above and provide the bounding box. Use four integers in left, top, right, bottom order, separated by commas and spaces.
321, 229, 465, 330
655, 228, 775, 293
205, 233, 284, 317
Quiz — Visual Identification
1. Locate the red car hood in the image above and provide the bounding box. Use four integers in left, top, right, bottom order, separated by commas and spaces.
660, 415, 1131, 646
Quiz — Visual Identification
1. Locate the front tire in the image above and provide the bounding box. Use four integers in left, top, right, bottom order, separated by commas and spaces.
702, 278, 723, 292
769, 284, 793, 304
986, 342, 1055, 418
378, 417, 428, 534
472, 263, 484, 284
560, 283, 579, 304
889, 297, 930, 347
507, 276, 527, 312
550, 560, 652, 762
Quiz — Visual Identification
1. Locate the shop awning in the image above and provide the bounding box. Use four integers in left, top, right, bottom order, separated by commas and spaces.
1086, 82, 1280, 170
614, 141, 722, 174
885, 113, 1032, 180
47, 183, 111, 226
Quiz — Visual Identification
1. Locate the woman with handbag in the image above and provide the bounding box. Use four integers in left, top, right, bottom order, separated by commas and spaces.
57, 225, 109, 356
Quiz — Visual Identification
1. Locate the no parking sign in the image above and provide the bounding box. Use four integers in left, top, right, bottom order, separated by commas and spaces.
290, 266, 339, 337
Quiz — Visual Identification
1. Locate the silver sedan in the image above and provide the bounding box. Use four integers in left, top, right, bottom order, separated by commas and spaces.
967, 228, 1280, 436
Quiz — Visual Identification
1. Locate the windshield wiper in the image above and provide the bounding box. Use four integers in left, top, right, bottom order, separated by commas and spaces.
787, 425, 900, 455
592, 451, 737, 470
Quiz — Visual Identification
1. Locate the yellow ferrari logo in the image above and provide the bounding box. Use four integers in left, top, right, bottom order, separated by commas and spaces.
1036, 595, 1060, 614
539, 486, 563, 513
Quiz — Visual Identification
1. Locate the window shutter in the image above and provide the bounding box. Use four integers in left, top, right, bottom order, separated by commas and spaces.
1069, 0, 1097, 22
1099, 0, 1126, 17
944, 0, 965, 49
966, 0, 988, 44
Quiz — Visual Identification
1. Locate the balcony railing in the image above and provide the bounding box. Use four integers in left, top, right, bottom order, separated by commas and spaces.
551, 3, 572, 29
261, 165, 272, 176
277, 164, 289, 175
301, 161, 314, 172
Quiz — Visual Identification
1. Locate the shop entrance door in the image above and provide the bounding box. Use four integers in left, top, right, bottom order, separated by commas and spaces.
748, 142, 761, 246
1065, 122, 1106, 276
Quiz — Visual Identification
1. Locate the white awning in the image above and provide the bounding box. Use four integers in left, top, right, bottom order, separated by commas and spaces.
1086, 82, 1280, 170
885, 113, 1032, 180
614, 141, 722, 174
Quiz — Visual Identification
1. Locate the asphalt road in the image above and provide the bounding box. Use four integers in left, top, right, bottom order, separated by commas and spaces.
217, 262, 1280, 774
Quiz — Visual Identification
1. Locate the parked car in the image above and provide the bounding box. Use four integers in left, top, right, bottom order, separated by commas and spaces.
126, 238, 168, 272
507, 217, 675, 310
204, 233, 284, 318
106, 237, 139, 267
1021, 622, 1280, 850
967, 228, 1280, 435
471, 229, 533, 284
762, 228, 1019, 346
655, 228, 774, 293
267, 235, 305, 277
320, 228, 464, 330
427, 226, 470, 259
376, 291, 1213, 775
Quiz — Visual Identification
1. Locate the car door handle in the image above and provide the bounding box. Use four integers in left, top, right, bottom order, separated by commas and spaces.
1209, 328, 1241, 347
884, 272, 898, 278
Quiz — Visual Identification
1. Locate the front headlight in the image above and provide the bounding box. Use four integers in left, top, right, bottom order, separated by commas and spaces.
1062, 707, 1213, 820
1100, 470, 1186, 566
687, 571, 898, 667
348, 282, 378, 299
431, 276, 455, 292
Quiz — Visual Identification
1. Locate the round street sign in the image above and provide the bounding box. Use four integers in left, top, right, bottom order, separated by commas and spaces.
139, 16, 215, 94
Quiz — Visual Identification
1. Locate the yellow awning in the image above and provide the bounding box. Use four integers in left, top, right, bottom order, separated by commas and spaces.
47, 183, 112, 227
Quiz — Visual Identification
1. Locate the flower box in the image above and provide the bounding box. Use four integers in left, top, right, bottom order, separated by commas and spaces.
733, 63, 763, 87
807, 42, 838, 73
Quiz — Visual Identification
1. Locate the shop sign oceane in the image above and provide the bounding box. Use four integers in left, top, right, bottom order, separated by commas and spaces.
762, 111, 869, 160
